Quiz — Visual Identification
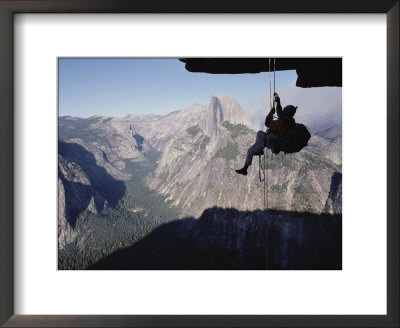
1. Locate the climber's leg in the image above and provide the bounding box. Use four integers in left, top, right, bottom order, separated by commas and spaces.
244, 131, 266, 167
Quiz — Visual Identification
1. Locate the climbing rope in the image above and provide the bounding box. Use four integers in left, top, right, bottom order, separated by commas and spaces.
264, 139, 268, 270
256, 58, 276, 268
258, 155, 265, 182
274, 58, 276, 100
263, 58, 276, 270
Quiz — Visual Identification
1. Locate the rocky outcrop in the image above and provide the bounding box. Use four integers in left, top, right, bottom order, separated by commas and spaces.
202, 95, 252, 136
91, 208, 342, 270
180, 58, 342, 88
58, 177, 77, 249
324, 172, 342, 214
59, 115, 153, 179
57, 144, 126, 248
127, 104, 207, 150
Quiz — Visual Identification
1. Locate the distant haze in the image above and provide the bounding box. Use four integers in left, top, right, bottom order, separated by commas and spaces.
245, 85, 342, 134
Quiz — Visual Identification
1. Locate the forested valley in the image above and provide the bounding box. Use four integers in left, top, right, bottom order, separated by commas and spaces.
58, 159, 181, 270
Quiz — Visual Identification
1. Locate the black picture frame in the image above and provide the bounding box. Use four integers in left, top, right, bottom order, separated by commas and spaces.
0, 1, 398, 327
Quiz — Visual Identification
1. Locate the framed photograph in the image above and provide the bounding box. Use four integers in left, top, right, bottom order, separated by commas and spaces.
55, 57, 343, 272
1, 1, 398, 327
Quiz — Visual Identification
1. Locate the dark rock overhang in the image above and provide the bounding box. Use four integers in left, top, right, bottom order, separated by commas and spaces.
179, 58, 342, 88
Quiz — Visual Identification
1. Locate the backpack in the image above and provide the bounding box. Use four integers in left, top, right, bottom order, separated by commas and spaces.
273, 123, 311, 154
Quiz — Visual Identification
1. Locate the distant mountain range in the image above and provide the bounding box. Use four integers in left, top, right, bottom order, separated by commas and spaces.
58, 95, 342, 269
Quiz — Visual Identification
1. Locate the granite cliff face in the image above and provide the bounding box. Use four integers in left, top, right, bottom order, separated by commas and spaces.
58, 95, 342, 269
127, 95, 252, 148
91, 208, 341, 270
126, 95, 342, 218
59, 115, 153, 172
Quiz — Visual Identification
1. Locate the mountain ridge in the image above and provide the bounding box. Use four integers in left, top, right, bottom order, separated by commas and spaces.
58, 94, 342, 268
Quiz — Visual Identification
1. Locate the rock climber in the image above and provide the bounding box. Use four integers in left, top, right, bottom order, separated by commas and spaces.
235, 93, 297, 176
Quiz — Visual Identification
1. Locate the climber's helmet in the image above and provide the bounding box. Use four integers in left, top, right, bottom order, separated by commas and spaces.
282, 105, 297, 117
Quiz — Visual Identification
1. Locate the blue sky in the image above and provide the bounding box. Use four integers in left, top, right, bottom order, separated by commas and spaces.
58, 58, 299, 117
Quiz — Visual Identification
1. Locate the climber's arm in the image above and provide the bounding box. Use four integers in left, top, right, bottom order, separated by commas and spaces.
275, 93, 284, 118
265, 108, 275, 128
